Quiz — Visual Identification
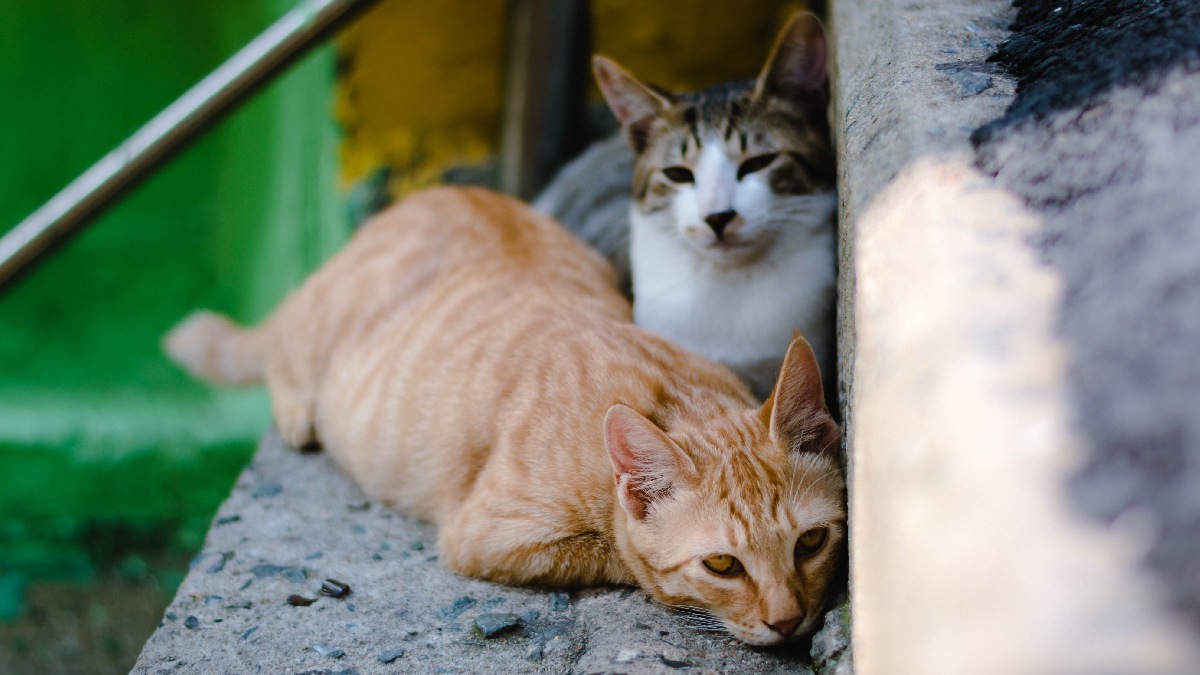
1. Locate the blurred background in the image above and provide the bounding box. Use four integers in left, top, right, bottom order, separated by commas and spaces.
0, 0, 809, 672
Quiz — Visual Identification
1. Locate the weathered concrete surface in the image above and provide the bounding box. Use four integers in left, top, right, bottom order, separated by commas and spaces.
132, 431, 842, 674
831, 0, 1200, 673
976, 0, 1200, 637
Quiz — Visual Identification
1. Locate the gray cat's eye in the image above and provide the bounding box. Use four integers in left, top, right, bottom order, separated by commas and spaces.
794, 527, 828, 559
662, 166, 695, 184
736, 153, 779, 180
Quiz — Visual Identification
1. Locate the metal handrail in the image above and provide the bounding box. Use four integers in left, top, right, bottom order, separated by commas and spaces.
0, 0, 382, 293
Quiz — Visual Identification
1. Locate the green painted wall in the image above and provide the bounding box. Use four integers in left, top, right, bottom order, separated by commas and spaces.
0, 0, 347, 616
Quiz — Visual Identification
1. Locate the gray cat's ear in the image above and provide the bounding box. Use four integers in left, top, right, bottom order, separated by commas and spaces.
604, 404, 696, 520
593, 55, 672, 152
752, 11, 828, 103
762, 335, 839, 457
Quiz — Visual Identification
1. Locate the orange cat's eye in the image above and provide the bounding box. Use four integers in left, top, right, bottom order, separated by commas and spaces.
701, 554, 744, 576
662, 166, 695, 184
795, 527, 828, 559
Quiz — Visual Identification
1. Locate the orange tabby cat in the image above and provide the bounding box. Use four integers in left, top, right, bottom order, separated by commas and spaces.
165, 186, 844, 645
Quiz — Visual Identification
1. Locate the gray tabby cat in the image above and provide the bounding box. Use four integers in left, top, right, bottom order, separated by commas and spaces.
534, 12, 836, 401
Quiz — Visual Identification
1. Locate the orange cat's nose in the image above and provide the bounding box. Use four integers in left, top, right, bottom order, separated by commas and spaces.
766, 616, 802, 638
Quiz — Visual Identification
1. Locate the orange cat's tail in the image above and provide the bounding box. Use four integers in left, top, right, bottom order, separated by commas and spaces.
163, 310, 267, 386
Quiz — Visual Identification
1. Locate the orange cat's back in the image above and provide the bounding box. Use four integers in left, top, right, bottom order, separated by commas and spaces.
254, 188, 747, 534
266, 185, 629, 400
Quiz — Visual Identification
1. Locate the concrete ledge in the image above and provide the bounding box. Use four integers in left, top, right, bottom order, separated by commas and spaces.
132, 431, 846, 674
833, 0, 1200, 673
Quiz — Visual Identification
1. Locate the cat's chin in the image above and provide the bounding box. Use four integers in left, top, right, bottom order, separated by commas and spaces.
687, 238, 767, 266
725, 614, 822, 647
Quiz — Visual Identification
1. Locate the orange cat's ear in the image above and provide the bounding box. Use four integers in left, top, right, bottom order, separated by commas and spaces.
593, 55, 673, 153
752, 11, 828, 103
604, 404, 697, 520
762, 335, 839, 456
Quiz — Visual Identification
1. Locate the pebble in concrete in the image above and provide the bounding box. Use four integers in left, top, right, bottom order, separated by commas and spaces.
436, 596, 476, 622
659, 654, 698, 669
194, 552, 227, 575
376, 648, 404, 664
251, 482, 283, 498
320, 578, 351, 598
287, 594, 316, 607
946, 69, 993, 95
474, 612, 521, 638
250, 564, 308, 583
312, 644, 345, 659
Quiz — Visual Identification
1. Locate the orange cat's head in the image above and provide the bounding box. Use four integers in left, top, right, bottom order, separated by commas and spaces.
605, 336, 844, 646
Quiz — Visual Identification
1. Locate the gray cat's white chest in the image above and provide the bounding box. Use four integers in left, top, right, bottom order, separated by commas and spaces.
630, 217, 835, 397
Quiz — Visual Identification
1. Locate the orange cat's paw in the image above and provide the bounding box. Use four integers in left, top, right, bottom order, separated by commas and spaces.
273, 398, 317, 449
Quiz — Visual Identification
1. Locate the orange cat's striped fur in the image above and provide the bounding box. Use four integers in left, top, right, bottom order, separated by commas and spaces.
165, 186, 844, 645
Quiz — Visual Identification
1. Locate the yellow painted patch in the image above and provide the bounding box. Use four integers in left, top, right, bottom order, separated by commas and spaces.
336, 0, 813, 194
590, 0, 812, 95
336, 0, 507, 192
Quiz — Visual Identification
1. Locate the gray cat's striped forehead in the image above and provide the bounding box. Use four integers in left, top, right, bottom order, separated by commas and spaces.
630, 82, 835, 203
675, 80, 756, 126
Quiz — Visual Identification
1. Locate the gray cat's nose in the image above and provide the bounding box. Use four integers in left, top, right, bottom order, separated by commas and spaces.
704, 210, 738, 238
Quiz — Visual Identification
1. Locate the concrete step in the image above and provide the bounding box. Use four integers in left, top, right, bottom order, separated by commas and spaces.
130, 431, 846, 674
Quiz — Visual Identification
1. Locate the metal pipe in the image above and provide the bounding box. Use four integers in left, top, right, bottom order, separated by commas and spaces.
498, 0, 589, 201
0, 0, 382, 293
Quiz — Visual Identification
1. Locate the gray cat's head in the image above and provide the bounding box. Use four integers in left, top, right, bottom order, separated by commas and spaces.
595, 12, 835, 265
